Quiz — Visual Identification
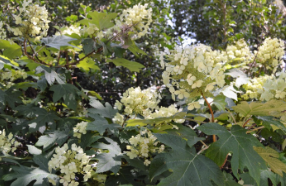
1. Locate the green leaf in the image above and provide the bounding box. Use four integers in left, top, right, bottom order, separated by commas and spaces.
127, 112, 186, 127
50, 84, 80, 110
163, 125, 204, 147
86, 114, 121, 135
27, 145, 42, 155
254, 146, 286, 177
0, 88, 22, 109
42, 35, 78, 50
77, 58, 99, 72
3, 166, 58, 186
89, 98, 117, 118
127, 41, 146, 57
36, 66, 66, 85
198, 123, 266, 184
255, 116, 286, 134
221, 172, 241, 186
0, 39, 22, 59
79, 132, 102, 149
107, 58, 145, 72
33, 155, 49, 172
82, 38, 96, 54
35, 130, 69, 150
150, 133, 224, 186
213, 95, 227, 111
92, 137, 122, 173
0, 55, 19, 69
232, 100, 286, 117
85, 11, 117, 30
22, 108, 59, 133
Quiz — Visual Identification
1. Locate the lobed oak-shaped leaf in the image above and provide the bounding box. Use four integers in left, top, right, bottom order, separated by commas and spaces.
150, 133, 224, 186
92, 137, 122, 173
232, 100, 286, 117
89, 98, 117, 119
254, 146, 286, 177
198, 123, 267, 184
3, 166, 58, 186
50, 84, 80, 110
42, 35, 78, 50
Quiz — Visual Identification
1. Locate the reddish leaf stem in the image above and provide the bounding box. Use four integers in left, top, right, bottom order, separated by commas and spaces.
201, 92, 216, 142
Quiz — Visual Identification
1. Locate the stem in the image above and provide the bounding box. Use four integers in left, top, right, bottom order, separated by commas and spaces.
198, 145, 209, 155
242, 118, 252, 128
246, 126, 264, 134
200, 140, 209, 148
220, 154, 228, 169
226, 108, 236, 125
201, 92, 216, 142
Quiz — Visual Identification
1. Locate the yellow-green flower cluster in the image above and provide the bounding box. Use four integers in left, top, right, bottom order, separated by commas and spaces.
242, 73, 286, 101
73, 121, 88, 139
125, 130, 164, 166
115, 4, 152, 39
160, 44, 226, 109
256, 38, 285, 70
242, 75, 270, 100
48, 144, 92, 186
115, 87, 160, 116
9, 0, 50, 38
0, 129, 20, 156
146, 104, 185, 128
226, 39, 253, 65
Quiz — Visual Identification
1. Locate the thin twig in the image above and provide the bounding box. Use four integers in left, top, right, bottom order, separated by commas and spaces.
200, 140, 209, 148
242, 118, 252, 128
246, 126, 265, 134
226, 108, 236, 125
197, 145, 209, 155
220, 154, 228, 169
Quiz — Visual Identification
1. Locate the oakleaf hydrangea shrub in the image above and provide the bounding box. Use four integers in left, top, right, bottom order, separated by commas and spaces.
1, 0, 286, 186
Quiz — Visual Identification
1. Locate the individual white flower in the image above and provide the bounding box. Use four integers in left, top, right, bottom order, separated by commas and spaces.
192, 80, 203, 88
188, 102, 201, 110
187, 74, 196, 85
175, 89, 190, 99
144, 159, 151, 166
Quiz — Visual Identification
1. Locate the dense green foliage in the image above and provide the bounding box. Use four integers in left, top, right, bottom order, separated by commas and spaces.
1, 0, 286, 186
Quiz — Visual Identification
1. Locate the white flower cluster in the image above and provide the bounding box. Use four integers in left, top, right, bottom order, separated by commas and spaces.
73, 121, 88, 139
160, 45, 226, 109
56, 25, 81, 36
112, 112, 124, 125
226, 39, 253, 64
0, 129, 20, 156
48, 144, 92, 186
256, 38, 285, 70
81, 24, 104, 39
115, 4, 152, 39
9, 0, 50, 37
146, 105, 185, 128
125, 130, 164, 166
0, 69, 28, 89
115, 87, 160, 116
242, 73, 286, 101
